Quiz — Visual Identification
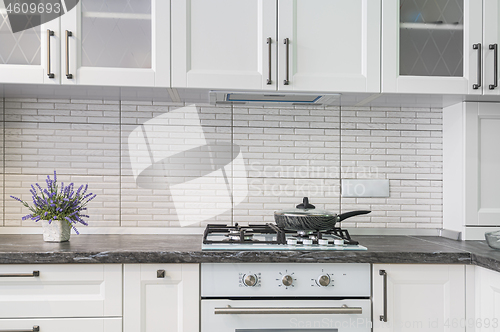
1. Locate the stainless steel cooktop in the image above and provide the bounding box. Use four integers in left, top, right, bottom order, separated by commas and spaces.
201, 223, 367, 251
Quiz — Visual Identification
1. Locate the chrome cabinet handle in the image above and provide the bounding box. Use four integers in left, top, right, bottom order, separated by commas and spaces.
0, 271, 39, 278
379, 269, 387, 322
215, 305, 362, 315
473, 43, 482, 89
47, 30, 54, 78
283, 38, 290, 85
0, 326, 39, 332
65, 30, 73, 79
490, 43, 498, 90
266, 37, 272, 85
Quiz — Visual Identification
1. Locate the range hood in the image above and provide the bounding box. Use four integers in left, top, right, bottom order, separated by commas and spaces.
209, 91, 340, 106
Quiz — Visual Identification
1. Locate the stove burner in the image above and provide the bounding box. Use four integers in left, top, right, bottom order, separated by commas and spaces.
225, 233, 254, 242
203, 223, 360, 246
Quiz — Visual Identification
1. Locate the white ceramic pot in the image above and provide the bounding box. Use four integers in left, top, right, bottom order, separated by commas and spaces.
41, 219, 71, 242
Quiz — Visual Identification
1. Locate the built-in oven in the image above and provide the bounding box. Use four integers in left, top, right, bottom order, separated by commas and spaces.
201, 263, 372, 332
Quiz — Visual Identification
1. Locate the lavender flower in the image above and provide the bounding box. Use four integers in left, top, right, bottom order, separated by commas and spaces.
10, 171, 96, 234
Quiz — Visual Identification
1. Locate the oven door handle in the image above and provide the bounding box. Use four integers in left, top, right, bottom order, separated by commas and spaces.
214, 305, 362, 315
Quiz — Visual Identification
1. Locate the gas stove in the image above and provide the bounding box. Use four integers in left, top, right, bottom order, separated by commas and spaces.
201, 223, 367, 251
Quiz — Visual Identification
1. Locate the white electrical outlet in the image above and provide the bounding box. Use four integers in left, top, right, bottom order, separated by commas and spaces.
341, 179, 390, 198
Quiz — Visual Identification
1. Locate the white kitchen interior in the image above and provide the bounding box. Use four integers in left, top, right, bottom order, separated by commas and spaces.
1, 0, 500, 332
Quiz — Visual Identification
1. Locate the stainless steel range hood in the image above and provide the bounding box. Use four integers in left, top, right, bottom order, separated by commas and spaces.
209, 91, 340, 106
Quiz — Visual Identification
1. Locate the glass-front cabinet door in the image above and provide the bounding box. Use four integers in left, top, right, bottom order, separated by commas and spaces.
0, 5, 59, 84
61, 0, 170, 87
382, 0, 482, 94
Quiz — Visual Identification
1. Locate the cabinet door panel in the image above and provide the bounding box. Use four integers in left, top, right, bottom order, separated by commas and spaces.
124, 264, 199, 332
382, 0, 481, 94
475, 266, 500, 332
0, 13, 59, 84
0, 264, 122, 318
484, 1, 500, 95
465, 103, 500, 225
172, 0, 277, 90
278, 0, 380, 93
61, 0, 169, 87
373, 264, 465, 332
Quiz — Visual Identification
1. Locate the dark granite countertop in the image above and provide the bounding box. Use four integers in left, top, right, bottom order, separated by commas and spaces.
0, 234, 499, 273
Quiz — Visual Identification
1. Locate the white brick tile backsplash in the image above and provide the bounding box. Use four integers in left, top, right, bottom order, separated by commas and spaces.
340, 106, 443, 226
0, 100, 443, 230
1, 103, 3, 226
4, 121, 120, 176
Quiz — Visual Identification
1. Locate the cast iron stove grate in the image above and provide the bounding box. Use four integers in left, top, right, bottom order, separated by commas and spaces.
202, 223, 359, 245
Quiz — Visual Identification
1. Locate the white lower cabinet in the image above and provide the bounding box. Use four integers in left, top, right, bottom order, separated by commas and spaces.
0, 264, 122, 318
123, 264, 199, 332
0, 318, 122, 332
473, 266, 500, 332
373, 264, 466, 332
0, 264, 122, 332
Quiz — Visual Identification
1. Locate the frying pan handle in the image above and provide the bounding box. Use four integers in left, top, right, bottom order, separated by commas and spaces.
338, 210, 371, 222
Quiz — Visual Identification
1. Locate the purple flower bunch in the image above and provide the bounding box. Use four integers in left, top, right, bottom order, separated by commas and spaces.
10, 171, 96, 234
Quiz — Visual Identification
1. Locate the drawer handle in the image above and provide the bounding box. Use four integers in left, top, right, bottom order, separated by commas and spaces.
0, 325, 39, 332
379, 269, 388, 322
65, 30, 73, 79
47, 29, 54, 78
283, 38, 290, 85
0, 271, 39, 278
157, 269, 165, 278
490, 43, 498, 90
473, 43, 482, 89
266, 37, 272, 85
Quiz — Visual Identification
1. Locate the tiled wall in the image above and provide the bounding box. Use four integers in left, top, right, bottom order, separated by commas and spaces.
0, 99, 442, 230
340, 107, 443, 229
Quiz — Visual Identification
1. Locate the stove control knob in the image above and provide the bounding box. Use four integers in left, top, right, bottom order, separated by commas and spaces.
282, 275, 293, 287
244, 274, 258, 287
317, 275, 331, 287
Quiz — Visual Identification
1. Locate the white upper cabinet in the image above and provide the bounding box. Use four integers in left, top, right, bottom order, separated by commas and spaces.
172, 0, 381, 93
0, 0, 170, 86
61, 0, 170, 87
278, 0, 380, 93
171, 0, 276, 90
483, 1, 500, 95
0, 8, 59, 84
382, 0, 482, 94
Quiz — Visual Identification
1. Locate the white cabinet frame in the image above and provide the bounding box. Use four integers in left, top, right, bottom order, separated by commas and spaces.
60, 0, 170, 87
124, 263, 199, 332
278, 0, 380, 93
382, 0, 482, 94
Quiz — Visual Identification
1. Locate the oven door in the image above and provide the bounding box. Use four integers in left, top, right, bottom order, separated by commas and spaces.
201, 299, 371, 332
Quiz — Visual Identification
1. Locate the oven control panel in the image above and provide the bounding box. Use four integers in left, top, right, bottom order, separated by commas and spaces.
201, 263, 370, 297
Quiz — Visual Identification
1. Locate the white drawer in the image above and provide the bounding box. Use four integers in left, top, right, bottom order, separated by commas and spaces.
0, 318, 122, 332
0, 264, 122, 318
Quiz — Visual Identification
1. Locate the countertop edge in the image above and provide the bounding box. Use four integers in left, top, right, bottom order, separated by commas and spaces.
0, 235, 498, 273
